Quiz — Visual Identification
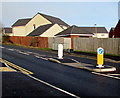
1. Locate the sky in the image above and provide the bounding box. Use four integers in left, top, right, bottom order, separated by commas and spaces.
1, 1, 119, 31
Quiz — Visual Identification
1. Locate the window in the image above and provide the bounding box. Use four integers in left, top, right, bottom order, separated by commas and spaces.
33, 24, 36, 29
101, 34, 104, 36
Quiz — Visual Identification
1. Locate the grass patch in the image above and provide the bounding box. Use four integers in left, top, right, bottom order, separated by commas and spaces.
3, 43, 53, 51
104, 53, 120, 57
37, 48, 53, 51
75, 50, 97, 54
74, 50, 120, 57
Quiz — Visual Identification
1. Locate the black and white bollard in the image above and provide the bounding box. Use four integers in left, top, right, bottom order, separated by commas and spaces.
58, 44, 63, 59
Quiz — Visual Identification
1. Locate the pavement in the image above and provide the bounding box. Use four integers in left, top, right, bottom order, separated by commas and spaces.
48, 57, 116, 73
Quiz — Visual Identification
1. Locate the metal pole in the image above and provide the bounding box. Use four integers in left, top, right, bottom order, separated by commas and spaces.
94, 24, 97, 37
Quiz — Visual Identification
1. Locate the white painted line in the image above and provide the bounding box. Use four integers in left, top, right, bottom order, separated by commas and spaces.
35, 56, 41, 58
92, 72, 120, 80
26, 74, 80, 98
4, 62, 17, 71
35, 56, 48, 60
7, 48, 14, 51
71, 59, 80, 63
14, 49, 21, 52
107, 74, 120, 76
0, 46, 4, 48
17, 51, 29, 55
23, 52, 30, 55
26, 51, 34, 54
40, 57, 48, 60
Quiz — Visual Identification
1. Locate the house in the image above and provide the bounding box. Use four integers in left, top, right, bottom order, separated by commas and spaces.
12, 18, 32, 36
2, 27, 13, 36
12, 13, 69, 36
109, 28, 115, 38
109, 20, 120, 38
114, 20, 120, 38
55, 25, 108, 38
27, 24, 64, 37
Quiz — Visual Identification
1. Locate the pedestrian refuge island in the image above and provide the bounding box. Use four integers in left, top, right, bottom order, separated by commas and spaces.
48, 44, 116, 73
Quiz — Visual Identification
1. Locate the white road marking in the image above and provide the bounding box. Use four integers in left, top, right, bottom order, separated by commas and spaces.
26, 51, 34, 54
92, 72, 120, 80
20, 52, 29, 55
7, 48, 14, 51
8, 49, 29, 56
107, 74, 120, 76
26, 74, 80, 98
71, 59, 80, 63
35, 56, 48, 60
35, 56, 41, 58
14, 49, 21, 52
4, 62, 17, 71
0, 46, 4, 48
39, 57, 48, 60
17, 51, 29, 55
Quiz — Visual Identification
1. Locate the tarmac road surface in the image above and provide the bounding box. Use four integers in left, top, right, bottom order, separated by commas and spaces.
1, 44, 120, 97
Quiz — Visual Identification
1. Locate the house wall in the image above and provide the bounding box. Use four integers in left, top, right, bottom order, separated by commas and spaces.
40, 24, 64, 37
6, 33, 13, 36
93, 33, 108, 38
25, 14, 52, 35
109, 29, 114, 38
114, 20, 120, 38
12, 26, 26, 36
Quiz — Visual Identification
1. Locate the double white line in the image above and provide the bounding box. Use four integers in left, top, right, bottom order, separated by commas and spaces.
92, 72, 120, 80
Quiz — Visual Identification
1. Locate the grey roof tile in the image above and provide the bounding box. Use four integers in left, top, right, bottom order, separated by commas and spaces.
39, 13, 69, 26
56, 25, 108, 36
27, 24, 54, 36
4, 27, 12, 33
12, 18, 32, 27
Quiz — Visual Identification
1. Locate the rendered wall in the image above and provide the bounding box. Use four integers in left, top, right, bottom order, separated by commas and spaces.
25, 14, 52, 35
40, 24, 64, 37
12, 26, 26, 36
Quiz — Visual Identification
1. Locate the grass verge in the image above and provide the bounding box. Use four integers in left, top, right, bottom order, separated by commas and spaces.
2, 43, 53, 51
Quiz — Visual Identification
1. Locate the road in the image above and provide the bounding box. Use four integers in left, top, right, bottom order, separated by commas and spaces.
1, 44, 120, 97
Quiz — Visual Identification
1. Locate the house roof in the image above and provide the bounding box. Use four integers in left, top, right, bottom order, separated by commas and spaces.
114, 19, 120, 37
56, 25, 108, 36
12, 18, 32, 27
114, 19, 120, 29
4, 27, 12, 33
27, 24, 54, 36
12, 13, 69, 27
38, 13, 69, 26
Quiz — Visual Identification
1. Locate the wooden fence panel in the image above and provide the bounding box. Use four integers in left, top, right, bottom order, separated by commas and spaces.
10, 36, 21, 44
8, 36, 120, 55
20, 37, 33, 46
48, 37, 54, 48
48, 37, 64, 50
74, 38, 120, 55
37, 37, 48, 48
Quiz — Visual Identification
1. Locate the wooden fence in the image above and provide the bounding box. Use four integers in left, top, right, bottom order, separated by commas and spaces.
3, 36, 120, 55
8, 36, 48, 48
73, 38, 120, 55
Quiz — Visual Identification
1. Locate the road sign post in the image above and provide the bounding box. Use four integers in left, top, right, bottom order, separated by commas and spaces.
96, 47, 104, 68
58, 44, 63, 59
